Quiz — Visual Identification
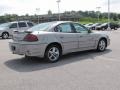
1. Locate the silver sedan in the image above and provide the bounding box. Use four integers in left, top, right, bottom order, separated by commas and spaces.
9, 21, 110, 62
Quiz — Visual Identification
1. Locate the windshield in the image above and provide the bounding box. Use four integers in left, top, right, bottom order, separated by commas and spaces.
28, 22, 55, 31
88, 24, 93, 26
0, 23, 11, 27
92, 23, 101, 26
101, 23, 107, 26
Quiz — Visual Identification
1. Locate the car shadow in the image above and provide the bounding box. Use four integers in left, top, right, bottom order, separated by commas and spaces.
4, 49, 112, 72
0, 37, 11, 40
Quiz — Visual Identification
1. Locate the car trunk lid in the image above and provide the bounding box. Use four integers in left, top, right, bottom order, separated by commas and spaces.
12, 30, 32, 41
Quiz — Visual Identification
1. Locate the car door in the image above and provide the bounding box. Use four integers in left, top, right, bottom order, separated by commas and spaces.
8, 23, 18, 35
72, 23, 96, 49
54, 23, 79, 53
18, 22, 29, 31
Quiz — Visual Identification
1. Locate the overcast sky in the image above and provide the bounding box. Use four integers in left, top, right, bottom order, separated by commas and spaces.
0, 0, 120, 15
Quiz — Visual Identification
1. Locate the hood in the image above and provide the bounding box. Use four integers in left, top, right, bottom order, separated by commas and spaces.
93, 31, 109, 35
0, 27, 8, 30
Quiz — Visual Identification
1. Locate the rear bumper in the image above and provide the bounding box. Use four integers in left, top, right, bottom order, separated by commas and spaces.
9, 42, 47, 57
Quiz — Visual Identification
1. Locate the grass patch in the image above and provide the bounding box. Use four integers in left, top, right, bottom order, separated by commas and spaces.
79, 17, 118, 24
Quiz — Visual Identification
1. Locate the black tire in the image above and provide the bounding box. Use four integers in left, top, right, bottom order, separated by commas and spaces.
97, 39, 107, 52
45, 45, 61, 63
2, 32, 9, 39
102, 28, 105, 31
114, 27, 117, 30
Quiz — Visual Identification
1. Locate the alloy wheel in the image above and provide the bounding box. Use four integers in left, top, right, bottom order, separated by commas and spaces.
98, 39, 106, 51
2, 33, 9, 39
47, 46, 60, 62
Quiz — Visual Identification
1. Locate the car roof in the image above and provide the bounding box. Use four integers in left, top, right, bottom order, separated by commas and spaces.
52, 21, 73, 24
33, 21, 76, 30
10, 21, 31, 24
48, 21, 74, 27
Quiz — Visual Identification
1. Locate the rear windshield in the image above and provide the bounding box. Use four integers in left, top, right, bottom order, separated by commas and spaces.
28, 22, 55, 31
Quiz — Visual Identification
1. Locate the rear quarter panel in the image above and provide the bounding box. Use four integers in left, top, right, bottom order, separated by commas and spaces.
35, 32, 63, 55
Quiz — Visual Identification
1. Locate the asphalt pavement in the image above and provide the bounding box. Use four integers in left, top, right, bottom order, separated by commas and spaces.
0, 30, 120, 90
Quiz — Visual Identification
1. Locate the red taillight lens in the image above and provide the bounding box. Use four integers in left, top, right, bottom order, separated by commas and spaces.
24, 34, 38, 42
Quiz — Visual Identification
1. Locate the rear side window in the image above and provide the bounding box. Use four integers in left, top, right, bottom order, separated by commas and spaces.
10, 23, 17, 28
27, 22, 33, 27
54, 23, 72, 33
18, 22, 27, 28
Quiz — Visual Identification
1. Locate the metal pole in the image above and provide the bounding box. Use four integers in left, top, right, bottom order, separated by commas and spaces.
36, 14, 39, 24
96, 7, 101, 22
57, 0, 61, 21
36, 8, 40, 24
108, 0, 110, 30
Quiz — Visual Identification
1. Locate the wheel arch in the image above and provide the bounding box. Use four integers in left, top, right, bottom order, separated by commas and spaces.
99, 37, 107, 47
45, 42, 63, 55
2, 31, 9, 35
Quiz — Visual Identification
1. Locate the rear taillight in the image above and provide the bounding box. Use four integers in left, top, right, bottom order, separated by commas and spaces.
24, 34, 38, 42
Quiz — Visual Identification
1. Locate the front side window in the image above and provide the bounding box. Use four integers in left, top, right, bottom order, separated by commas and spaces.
27, 22, 33, 27
10, 23, 17, 28
18, 22, 27, 28
54, 23, 72, 33
73, 23, 88, 33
